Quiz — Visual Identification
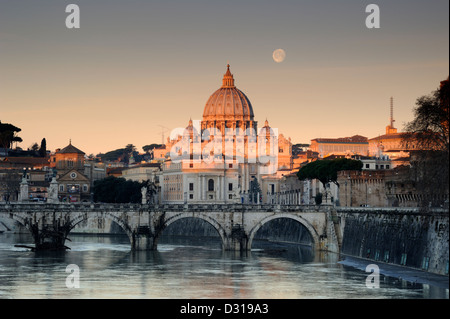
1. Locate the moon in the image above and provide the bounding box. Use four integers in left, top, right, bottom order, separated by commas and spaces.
272, 49, 286, 63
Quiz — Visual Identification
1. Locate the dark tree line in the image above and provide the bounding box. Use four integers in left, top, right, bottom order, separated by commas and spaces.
28, 138, 47, 157
297, 158, 363, 189
97, 144, 159, 163
93, 176, 157, 204
0, 121, 23, 155
1, 121, 47, 157
402, 78, 449, 207
93, 176, 143, 203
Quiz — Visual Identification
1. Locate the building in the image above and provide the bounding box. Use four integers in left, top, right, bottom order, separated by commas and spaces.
359, 155, 393, 170
159, 65, 295, 204
106, 167, 128, 178
50, 142, 90, 202
368, 97, 413, 160
0, 155, 51, 202
152, 145, 168, 161
292, 150, 318, 170
337, 167, 420, 207
0, 156, 50, 170
50, 142, 106, 202
309, 135, 369, 158
121, 163, 161, 183
368, 133, 411, 159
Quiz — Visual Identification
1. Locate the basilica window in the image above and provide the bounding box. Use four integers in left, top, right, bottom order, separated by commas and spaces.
208, 179, 214, 192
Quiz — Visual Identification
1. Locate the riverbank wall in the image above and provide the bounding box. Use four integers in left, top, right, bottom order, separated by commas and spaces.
336, 208, 449, 276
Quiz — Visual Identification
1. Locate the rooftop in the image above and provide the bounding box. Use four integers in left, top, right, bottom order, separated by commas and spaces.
312, 135, 368, 144
58, 142, 85, 155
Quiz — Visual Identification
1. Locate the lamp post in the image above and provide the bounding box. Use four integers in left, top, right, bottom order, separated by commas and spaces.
345, 180, 348, 207
348, 175, 352, 207
365, 173, 371, 207
365, 178, 368, 207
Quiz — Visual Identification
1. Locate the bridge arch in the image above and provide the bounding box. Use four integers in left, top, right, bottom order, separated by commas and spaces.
247, 213, 320, 250
0, 212, 30, 233
154, 212, 227, 249
68, 211, 134, 242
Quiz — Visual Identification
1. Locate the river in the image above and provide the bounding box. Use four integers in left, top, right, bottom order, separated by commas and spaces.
0, 233, 448, 299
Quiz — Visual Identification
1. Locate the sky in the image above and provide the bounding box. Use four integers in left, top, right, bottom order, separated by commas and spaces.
0, 0, 448, 155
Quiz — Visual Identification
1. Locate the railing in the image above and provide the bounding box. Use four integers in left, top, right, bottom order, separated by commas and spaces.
2, 202, 448, 215
0, 202, 333, 213
335, 206, 449, 215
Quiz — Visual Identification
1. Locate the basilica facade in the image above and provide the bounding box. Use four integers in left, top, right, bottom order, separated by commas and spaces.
158, 65, 295, 204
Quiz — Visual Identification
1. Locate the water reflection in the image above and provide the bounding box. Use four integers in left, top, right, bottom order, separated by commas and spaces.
0, 233, 448, 299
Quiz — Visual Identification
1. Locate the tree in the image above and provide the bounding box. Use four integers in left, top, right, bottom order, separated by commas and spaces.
292, 143, 310, 155
29, 142, 39, 152
0, 121, 23, 154
141, 179, 158, 204
93, 176, 149, 203
0, 169, 21, 202
402, 79, 449, 207
314, 193, 323, 205
98, 148, 126, 162
98, 144, 141, 164
125, 144, 136, 154
297, 158, 363, 189
39, 138, 47, 157
142, 144, 163, 153
249, 177, 262, 203
403, 83, 449, 154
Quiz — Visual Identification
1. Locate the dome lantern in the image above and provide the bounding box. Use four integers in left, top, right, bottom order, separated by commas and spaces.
222, 64, 235, 88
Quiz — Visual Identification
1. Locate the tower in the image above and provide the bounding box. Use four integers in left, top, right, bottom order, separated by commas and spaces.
386, 96, 397, 135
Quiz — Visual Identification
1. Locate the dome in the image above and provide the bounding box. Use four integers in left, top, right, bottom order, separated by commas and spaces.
184, 118, 200, 139
202, 65, 254, 122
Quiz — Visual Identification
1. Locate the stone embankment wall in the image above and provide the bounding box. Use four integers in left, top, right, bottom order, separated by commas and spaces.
337, 208, 449, 276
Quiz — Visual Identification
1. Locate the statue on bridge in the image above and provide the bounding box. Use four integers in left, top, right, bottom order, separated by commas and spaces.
18, 170, 29, 202
141, 186, 147, 205
47, 176, 59, 204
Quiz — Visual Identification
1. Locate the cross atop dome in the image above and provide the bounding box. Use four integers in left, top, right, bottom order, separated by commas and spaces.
222, 64, 235, 88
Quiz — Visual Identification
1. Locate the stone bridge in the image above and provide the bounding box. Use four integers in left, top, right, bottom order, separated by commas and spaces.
0, 203, 338, 252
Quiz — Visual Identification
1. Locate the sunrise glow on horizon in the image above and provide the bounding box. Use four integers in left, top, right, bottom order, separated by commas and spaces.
0, 0, 448, 155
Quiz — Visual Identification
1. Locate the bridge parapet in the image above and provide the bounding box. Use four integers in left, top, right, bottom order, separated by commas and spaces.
3, 203, 449, 215
335, 206, 449, 215
0, 202, 334, 213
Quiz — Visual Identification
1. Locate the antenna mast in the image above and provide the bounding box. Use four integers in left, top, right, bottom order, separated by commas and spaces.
390, 96, 395, 128
158, 125, 170, 145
